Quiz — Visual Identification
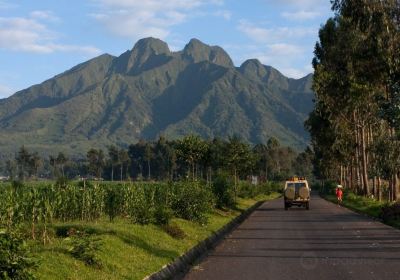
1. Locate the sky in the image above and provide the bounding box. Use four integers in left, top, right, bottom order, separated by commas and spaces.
0, 0, 333, 98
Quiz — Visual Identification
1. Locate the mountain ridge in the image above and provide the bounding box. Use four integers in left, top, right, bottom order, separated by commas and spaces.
0, 37, 313, 159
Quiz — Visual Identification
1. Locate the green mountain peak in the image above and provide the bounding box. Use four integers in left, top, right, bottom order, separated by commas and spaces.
182, 38, 234, 68
0, 38, 313, 158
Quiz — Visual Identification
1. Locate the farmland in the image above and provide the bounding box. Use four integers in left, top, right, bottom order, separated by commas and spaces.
0, 180, 281, 279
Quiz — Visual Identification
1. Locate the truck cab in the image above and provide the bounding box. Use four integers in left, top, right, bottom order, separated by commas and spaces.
284, 177, 310, 210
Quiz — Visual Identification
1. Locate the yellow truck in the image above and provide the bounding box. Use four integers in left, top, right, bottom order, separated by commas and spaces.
284, 177, 310, 210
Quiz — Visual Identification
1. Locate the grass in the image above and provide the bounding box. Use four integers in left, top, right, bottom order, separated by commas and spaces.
323, 192, 386, 218
31, 192, 280, 280
322, 191, 400, 231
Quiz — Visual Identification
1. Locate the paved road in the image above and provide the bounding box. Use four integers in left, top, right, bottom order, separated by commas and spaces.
183, 195, 400, 280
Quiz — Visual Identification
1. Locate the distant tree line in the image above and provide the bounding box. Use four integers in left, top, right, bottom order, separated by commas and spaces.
2, 135, 313, 183
307, 0, 400, 200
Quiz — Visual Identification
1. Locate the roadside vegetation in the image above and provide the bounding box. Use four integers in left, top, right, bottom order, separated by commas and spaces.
317, 181, 400, 229
0, 177, 281, 279
307, 0, 400, 201
0, 135, 310, 278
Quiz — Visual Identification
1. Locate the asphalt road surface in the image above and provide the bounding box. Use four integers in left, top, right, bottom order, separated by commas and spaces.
183, 195, 400, 280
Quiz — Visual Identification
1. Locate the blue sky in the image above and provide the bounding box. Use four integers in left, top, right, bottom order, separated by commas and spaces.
0, 0, 333, 98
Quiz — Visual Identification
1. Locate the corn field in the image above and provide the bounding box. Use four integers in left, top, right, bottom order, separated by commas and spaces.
0, 181, 214, 243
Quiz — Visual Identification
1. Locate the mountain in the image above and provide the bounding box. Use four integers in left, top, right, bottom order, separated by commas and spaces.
0, 38, 314, 158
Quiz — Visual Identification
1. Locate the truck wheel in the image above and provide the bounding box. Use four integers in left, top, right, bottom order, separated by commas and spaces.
306, 202, 310, 210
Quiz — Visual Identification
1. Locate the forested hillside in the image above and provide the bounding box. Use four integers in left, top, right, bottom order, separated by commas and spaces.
0, 38, 313, 159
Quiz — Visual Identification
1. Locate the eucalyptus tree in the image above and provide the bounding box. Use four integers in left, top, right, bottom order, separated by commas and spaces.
224, 136, 255, 189
143, 143, 154, 180
16, 146, 31, 181
176, 135, 207, 180
107, 145, 119, 181
309, 0, 400, 198
87, 149, 105, 179
56, 152, 68, 178
118, 149, 130, 181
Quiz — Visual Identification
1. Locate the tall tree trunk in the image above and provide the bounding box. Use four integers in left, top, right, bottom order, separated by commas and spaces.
377, 176, 382, 201
361, 125, 370, 196
120, 163, 123, 181
395, 173, 400, 201
372, 176, 376, 198
350, 163, 354, 191
111, 165, 114, 182
340, 165, 344, 186
354, 119, 361, 193
147, 160, 151, 180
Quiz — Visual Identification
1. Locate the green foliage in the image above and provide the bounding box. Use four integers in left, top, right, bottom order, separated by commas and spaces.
154, 206, 173, 226
238, 181, 282, 199
0, 230, 37, 280
68, 234, 102, 268
211, 174, 235, 209
169, 182, 213, 224
380, 203, 400, 224
128, 186, 155, 225
308, 0, 400, 200
104, 186, 123, 222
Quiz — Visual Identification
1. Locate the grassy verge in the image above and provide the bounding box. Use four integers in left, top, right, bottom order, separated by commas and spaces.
322, 192, 400, 229
32, 192, 280, 280
323, 192, 385, 218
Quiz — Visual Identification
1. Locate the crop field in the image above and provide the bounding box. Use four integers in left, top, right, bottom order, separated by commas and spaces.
0, 180, 281, 279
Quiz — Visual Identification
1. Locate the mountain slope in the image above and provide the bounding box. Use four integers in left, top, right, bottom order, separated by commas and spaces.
0, 38, 314, 158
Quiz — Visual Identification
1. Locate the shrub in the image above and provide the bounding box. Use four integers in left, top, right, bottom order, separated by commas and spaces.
212, 174, 235, 208
129, 186, 154, 225
68, 234, 102, 268
0, 230, 37, 279
170, 182, 213, 224
104, 187, 123, 222
154, 206, 173, 225
380, 203, 400, 223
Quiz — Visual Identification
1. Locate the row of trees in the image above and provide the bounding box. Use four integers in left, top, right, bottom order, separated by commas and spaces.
308, 0, 400, 200
2, 136, 313, 183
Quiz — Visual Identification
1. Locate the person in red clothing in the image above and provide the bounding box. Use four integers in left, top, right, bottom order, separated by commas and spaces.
336, 185, 343, 204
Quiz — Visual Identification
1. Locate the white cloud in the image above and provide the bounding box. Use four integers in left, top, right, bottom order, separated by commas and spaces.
265, 0, 329, 9
280, 67, 310, 79
237, 19, 314, 44
214, 10, 231, 20
234, 19, 314, 79
30, 10, 60, 22
281, 10, 320, 21
0, 16, 101, 55
0, 84, 14, 98
90, 0, 225, 40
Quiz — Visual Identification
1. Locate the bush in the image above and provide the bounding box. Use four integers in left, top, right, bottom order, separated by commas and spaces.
318, 180, 338, 195
129, 186, 154, 225
68, 234, 102, 268
238, 181, 282, 199
170, 182, 213, 224
212, 174, 235, 208
104, 187, 123, 222
0, 230, 36, 279
154, 206, 173, 225
380, 203, 400, 223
